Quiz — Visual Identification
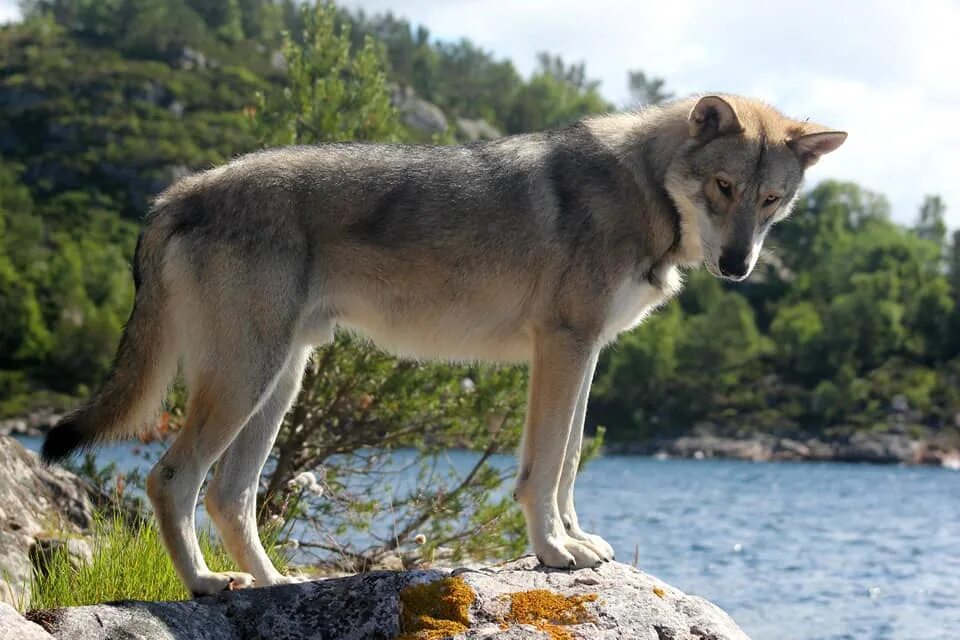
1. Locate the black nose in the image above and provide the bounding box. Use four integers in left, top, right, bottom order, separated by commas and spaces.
718, 251, 749, 278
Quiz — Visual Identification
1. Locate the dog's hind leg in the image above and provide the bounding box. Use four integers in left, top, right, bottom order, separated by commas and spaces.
515, 329, 603, 569
145, 292, 299, 597
555, 352, 615, 561
205, 346, 313, 586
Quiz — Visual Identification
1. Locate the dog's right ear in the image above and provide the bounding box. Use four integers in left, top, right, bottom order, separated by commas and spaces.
689, 95, 743, 141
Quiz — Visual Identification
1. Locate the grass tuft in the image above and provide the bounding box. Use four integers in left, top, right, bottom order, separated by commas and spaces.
27, 511, 289, 610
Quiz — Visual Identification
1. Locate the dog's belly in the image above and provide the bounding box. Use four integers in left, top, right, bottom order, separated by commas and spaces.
341, 316, 532, 363
328, 286, 535, 363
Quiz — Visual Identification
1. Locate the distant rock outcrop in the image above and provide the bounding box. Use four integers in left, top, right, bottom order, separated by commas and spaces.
18, 557, 748, 639
609, 431, 960, 467
0, 436, 96, 607
390, 84, 448, 135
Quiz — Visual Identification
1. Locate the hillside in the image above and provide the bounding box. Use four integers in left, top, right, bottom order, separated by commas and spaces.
2, 1, 960, 453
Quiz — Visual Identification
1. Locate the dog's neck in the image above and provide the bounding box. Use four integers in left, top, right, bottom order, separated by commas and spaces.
585, 106, 706, 276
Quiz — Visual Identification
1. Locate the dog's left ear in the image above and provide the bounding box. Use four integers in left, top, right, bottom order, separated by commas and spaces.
688, 95, 743, 141
789, 130, 847, 168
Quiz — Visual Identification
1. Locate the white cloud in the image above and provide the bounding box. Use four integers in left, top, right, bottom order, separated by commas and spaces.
341, 0, 960, 228
0, 0, 20, 24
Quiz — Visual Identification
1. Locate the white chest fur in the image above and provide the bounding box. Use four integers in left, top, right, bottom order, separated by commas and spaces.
600, 266, 683, 344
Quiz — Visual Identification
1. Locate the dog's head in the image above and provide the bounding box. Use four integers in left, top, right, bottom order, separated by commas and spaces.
666, 95, 846, 281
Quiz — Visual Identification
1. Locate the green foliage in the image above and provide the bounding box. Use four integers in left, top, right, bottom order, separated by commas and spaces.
254, 2, 398, 146
676, 291, 764, 380
593, 179, 960, 442
627, 70, 673, 107
3, 0, 958, 477
914, 195, 948, 248
246, 5, 532, 565
22, 0, 285, 64
0, 161, 138, 402
504, 53, 611, 133
278, 344, 531, 565
344, 14, 610, 134
769, 301, 823, 378
26, 510, 289, 609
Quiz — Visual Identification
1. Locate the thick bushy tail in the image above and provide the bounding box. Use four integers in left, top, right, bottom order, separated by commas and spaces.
42, 212, 179, 463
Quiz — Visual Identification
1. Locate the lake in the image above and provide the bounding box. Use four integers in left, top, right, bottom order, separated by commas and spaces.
16, 436, 959, 639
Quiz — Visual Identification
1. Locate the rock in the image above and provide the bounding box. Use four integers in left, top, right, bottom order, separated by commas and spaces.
30, 538, 93, 576
27, 409, 63, 431
0, 603, 54, 640
667, 435, 773, 461
27, 557, 749, 639
127, 81, 172, 108
0, 418, 41, 438
174, 46, 207, 70
803, 438, 836, 461
891, 394, 909, 412
835, 432, 922, 464
390, 84, 448, 135
270, 50, 287, 73
0, 436, 96, 607
917, 445, 960, 469
774, 438, 810, 460
456, 117, 502, 142
168, 100, 184, 119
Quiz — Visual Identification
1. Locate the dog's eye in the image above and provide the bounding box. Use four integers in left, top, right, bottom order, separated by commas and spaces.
763, 194, 781, 206
716, 177, 732, 197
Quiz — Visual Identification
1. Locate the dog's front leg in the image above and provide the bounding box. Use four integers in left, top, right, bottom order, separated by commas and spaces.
515, 329, 604, 569
556, 350, 615, 561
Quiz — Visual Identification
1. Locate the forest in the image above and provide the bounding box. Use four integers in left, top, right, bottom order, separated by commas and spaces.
3, 0, 959, 453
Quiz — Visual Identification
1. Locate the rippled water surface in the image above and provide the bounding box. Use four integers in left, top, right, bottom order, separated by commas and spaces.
574, 456, 959, 640
18, 437, 959, 639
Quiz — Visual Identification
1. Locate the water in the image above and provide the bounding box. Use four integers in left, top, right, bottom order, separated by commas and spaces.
16, 436, 959, 639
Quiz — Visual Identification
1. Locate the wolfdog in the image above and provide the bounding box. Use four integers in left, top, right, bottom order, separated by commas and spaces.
43, 95, 845, 595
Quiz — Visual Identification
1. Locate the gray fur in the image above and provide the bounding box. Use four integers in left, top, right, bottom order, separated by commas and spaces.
42, 94, 846, 594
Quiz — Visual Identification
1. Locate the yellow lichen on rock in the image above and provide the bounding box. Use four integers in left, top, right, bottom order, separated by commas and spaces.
652, 586, 666, 599
397, 576, 476, 640
506, 589, 599, 640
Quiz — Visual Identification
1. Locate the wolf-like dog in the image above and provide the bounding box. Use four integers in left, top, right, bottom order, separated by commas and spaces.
42, 94, 845, 595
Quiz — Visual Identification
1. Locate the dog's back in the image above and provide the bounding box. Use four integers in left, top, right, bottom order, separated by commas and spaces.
42, 95, 846, 595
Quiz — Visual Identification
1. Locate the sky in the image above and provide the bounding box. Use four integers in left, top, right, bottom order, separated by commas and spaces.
2, 0, 958, 227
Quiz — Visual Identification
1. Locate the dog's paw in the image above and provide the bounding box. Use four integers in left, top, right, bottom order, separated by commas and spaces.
565, 524, 615, 561
259, 574, 311, 587
190, 571, 255, 597
533, 535, 603, 569
572, 531, 615, 562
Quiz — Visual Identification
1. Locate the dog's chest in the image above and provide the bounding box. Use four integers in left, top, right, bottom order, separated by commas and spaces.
600, 267, 682, 343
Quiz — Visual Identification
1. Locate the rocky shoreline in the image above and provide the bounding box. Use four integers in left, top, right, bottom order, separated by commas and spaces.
5, 409, 959, 468
607, 432, 960, 468
0, 409, 63, 440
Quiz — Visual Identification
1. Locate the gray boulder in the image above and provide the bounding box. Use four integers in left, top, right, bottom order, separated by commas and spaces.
836, 432, 922, 464
390, 84, 448, 135
26, 557, 749, 639
0, 436, 96, 607
0, 602, 53, 640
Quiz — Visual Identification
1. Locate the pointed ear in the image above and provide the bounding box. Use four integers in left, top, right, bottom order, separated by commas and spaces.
789, 130, 847, 168
688, 95, 743, 141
